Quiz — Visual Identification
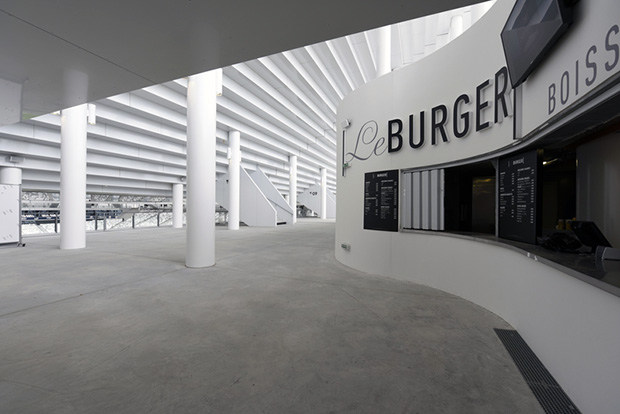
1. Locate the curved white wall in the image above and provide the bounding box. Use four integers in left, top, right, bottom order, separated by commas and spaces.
335, 0, 620, 413
386, 233, 620, 414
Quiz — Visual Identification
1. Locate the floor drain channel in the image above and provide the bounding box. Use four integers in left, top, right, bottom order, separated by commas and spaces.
494, 329, 581, 414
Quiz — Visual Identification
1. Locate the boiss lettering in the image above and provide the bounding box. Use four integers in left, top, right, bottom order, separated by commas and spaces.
548, 24, 619, 115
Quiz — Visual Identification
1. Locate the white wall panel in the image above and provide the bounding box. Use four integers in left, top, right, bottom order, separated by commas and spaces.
249, 168, 294, 224
0, 184, 20, 244
412, 171, 421, 229
217, 169, 277, 227
298, 184, 336, 219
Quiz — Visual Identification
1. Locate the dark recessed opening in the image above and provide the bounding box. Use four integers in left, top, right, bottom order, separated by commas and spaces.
444, 161, 496, 234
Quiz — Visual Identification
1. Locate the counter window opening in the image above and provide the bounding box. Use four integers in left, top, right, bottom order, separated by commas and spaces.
400, 122, 620, 254
402, 161, 497, 235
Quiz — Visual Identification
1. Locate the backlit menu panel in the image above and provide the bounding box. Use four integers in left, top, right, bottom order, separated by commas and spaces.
364, 170, 399, 232
498, 150, 540, 244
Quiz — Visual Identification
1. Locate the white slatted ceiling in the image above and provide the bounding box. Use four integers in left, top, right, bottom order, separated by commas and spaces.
0, 2, 494, 199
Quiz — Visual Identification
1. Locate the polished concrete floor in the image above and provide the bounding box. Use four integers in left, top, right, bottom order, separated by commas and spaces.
0, 220, 544, 413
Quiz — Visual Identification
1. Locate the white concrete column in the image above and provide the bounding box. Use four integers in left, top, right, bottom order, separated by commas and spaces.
186, 70, 219, 268
289, 155, 298, 224
320, 167, 327, 220
449, 16, 464, 42
60, 104, 87, 250
228, 130, 241, 230
377, 25, 392, 77
172, 182, 183, 228
471, 2, 494, 23
0, 167, 22, 185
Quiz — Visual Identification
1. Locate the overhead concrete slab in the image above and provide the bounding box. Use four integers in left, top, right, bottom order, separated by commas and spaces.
0, 0, 487, 120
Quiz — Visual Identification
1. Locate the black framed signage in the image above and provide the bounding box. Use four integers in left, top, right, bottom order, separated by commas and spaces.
500, 0, 575, 88
498, 150, 541, 244
364, 169, 399, 232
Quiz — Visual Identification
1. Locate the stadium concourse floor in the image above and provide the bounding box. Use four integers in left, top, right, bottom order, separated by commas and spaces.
0, 219, 544, 414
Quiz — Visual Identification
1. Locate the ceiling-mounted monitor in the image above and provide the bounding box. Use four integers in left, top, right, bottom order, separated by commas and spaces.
501, 0, 576, 88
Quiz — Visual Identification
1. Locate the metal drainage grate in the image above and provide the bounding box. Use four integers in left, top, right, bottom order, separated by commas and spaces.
494, 329, 581, 414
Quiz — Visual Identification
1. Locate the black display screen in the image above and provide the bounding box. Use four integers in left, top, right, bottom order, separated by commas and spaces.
501, 0, 574, 87
364, 170, 399, 232
498, 150, 541, 244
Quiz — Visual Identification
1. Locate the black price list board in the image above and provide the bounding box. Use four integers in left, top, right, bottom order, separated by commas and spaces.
498, 150, 540, 244
364, 169, 399, 232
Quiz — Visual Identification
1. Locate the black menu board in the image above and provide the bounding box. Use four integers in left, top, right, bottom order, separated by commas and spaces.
364, 169, 399, 232
498, 150, 540, 244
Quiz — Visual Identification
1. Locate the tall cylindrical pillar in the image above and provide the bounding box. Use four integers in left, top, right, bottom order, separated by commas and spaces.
320, 167, 327, 220
289, 155, 298, 224
0, 167, 22, 185
228, 130, 241, 230
471, 2, 494, 23
60, 104, 87, 250
377, 26, 392, 77
172, 182, 183, 228
186, 70, 218, 268
449, 16, 464, 42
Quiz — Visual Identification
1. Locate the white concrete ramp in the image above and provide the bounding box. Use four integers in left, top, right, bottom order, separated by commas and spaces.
298, 184, 336, 219
216, 167, 277, 227
248, 168, 294, 224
